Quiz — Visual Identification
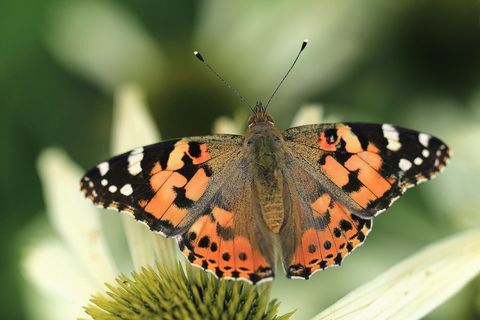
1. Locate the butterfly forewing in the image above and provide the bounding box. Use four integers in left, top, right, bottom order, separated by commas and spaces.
80, 135, 243, 236
283, 123, 450, 217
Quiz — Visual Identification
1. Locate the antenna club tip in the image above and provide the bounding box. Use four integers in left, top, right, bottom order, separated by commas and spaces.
193, 50, 205, 62
301, 39, 309, 51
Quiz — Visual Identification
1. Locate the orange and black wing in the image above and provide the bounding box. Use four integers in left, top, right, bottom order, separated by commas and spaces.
280, 163, 371, 279
283, 123, 450, 217
80, 135, 275, 284
177, 162, 276, 284
279, 123, 450, 279
80, 135, 243, 237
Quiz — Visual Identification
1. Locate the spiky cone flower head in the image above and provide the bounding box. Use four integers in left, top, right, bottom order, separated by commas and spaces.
82, 263, 292, 320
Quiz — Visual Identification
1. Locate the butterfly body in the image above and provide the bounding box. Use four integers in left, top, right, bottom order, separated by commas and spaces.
81, 101, 450, 284
246, 104, 287, 234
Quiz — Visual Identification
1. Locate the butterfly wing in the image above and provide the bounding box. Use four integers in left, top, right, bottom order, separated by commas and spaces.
283, 123, 450, 217
279, 123, 450, 279
81, 134, 275, 283
177, 160, 276, 284
80, 135, 243, 236
281, 161, 371, 279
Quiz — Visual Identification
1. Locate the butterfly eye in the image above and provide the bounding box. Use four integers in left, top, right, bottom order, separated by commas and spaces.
272, 135, 281, 142
247, 139, 254, 145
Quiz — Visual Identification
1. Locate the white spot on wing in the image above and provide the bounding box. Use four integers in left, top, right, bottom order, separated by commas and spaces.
97, 161, 109, 176
101, 179, 108, 186
131, 147, 144, 155
387, 140, 401, 151
414, 157, 423, 165
422, 149, 430, 157
382, 124, 401, 151
399, 158, 412, 171
128, 148, 144, 176
120, 184, 133, 196
419, 133, 431, 147
108, 185, 117, 193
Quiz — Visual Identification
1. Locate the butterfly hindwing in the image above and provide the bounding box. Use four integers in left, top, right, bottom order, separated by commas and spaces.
80, 135, 243, 236
177, 165, 276, 284
283, 123, 450, 217
280, 152, 372, 279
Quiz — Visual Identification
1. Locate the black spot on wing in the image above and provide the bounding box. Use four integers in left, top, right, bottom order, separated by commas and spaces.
342, 171, 362, 193
173, 186, 194, 208
188, 141, 202, 158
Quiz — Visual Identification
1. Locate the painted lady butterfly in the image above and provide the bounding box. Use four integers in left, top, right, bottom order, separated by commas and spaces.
80, 40, 450, 284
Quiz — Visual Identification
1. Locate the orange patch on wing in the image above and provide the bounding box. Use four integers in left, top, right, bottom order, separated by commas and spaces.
350, 186, 377, 208
311, 193, 332, 215
301, 229, 321, 267
322, 156, 350, 188
218, 239, 235, 277
234, 236, 255, 276
338, 126, 362, 153
318, 131, 338, 151
184, 168, 209, 201
317, 226, 336, 265
212, 207, 234, 228
151, 162, 162, 175
344, 155, 391, 197
189, 144, 211, 165
150, 169, 172, 191
160, 206, 188, 227
367, 143, 380, 153
194, 216, 219, 268
166, 141, 189, 171
144, 172, 187, 218
357, 151, 383, 170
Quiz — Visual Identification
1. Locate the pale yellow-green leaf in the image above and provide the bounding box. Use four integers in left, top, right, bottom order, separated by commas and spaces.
37, 149, 118, 286
212, 116, 242, 134
290, 104, 324, 127
111, 85, 177, 269
311, 230, 480, 320
22, 238, 96, 320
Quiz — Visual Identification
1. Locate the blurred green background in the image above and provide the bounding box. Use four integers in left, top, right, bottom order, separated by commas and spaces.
2, 0, 480, 319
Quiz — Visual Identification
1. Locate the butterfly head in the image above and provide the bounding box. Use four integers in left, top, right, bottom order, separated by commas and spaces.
248, 101, 274, 128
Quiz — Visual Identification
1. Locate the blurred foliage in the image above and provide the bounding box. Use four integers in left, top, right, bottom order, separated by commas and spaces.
2, 0, 480, 319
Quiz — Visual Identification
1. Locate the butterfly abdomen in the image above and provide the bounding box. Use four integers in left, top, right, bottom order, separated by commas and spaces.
247, 126, 286, 233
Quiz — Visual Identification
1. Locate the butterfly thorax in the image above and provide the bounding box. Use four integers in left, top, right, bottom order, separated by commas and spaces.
245, 107, 285, 234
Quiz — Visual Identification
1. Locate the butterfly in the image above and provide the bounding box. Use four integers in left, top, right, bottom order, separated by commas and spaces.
80, 40, 450, 285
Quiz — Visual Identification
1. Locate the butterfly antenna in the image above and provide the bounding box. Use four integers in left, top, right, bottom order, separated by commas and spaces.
265, 39, 309, 110
194, 50, 255, 113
